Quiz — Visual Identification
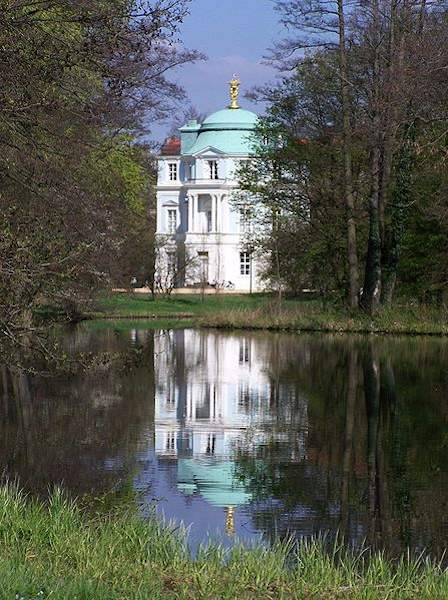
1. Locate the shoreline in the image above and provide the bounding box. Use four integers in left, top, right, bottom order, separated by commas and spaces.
84, 293, 448, 337
85, 314, 448, 337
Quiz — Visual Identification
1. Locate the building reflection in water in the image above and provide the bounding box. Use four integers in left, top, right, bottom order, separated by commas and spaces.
3, 324, 446, 555
146, 329, 309, 539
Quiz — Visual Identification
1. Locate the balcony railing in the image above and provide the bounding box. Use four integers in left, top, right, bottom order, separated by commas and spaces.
158, 177, 236, 186
186, 177, 228, 183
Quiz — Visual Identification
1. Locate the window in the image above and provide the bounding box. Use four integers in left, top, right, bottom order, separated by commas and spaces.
167, 209, 177, 233
168, 163, 178, 181
239, 207, 250, 233
165, 432, 175, 451
239, 339, 250, 364
208, 160, 219, 180
206, 434, 216, 455
166, 381, 176, 406
240, 251, 250, 276
238, 382, 251, 408
206, 210, 212, 233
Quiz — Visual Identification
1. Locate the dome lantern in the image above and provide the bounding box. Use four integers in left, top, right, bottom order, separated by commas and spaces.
179, 79, 258, 155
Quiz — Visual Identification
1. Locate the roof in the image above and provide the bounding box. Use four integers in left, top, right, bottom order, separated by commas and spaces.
202, 108, 258, 127
161, 137, 181, 156
186, 107, 258, 156
188, 130, 255, 155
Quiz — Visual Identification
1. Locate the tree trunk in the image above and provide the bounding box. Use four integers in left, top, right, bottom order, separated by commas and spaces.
379, 0, 405, 304
381, 124, 414, 305
338, 0, 360, 309
361, 144, 382, 313
378, 0, 398, 248
361, 0, 382, 314
381, 0, 419, 305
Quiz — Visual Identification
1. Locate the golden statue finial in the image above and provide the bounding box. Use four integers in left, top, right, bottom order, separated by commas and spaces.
225, 506, 235, 536
229, 75, 240, 109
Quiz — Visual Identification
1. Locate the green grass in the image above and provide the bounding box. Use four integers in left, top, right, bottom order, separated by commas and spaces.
1, 484, 447, 599
91, 291, 282, 320
91, 292, 448, 336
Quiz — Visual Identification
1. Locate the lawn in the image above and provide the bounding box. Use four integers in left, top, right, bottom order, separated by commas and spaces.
91, 292, 305, 319
1, 484, 447, 599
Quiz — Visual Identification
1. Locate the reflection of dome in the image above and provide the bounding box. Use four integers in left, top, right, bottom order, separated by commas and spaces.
186, 107, 258, 155
177, 458, 251, 508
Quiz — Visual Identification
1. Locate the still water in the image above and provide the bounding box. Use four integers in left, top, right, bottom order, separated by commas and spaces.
1, 324, 448, 556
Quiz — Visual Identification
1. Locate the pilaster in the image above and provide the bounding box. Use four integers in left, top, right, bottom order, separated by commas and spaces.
211, 195, 217, 232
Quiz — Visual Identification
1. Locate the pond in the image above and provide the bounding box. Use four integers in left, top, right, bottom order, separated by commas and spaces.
1, 324, 448, 557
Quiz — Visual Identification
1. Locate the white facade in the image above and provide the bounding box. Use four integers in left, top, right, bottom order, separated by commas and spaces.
155, 100, 262, 292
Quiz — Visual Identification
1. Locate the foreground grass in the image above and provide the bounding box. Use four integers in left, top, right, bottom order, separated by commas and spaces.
1, 485, 447, 599
92, 292, 448, 336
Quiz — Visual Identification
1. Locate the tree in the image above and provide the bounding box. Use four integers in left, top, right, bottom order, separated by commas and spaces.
237, 57, 364, 300
167, 103, 206, 137
243, 0, 448, 307
152, 237, 199, 297
271, 0, 361, 307
0, 0, 202, 354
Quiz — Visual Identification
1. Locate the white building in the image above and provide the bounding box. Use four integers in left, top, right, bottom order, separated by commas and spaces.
155, 79, 262, 292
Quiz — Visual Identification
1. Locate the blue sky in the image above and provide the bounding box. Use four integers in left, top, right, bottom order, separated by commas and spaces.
151, 0, 281, 141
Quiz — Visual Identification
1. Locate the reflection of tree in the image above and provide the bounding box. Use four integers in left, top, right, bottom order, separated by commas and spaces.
232, 334, 448, 557
363, 343, 381, 542
382, 359, 410, 551
340, 344, 357, 533
0, 326, 155, 498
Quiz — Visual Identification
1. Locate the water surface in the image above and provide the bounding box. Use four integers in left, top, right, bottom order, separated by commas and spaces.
1, 325, 447, 555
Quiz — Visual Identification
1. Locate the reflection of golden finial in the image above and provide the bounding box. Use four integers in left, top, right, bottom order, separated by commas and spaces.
225, 506, 235, 536
229, 75, 240, 109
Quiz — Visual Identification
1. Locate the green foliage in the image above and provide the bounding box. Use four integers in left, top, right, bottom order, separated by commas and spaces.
0, 1, 198, 353
88, 139, 153, 217
235, 59, 366, 298
398, 126, 448, 301
400, 212, 448, 300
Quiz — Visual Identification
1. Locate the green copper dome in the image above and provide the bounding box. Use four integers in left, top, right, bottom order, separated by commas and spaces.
202, 108, 258, 128
182, 107, 258, 156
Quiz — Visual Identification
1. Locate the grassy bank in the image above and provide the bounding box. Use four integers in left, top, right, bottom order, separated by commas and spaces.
92, 292, 448, 336
1, 485, 447, 599
200, 303, 448, 336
